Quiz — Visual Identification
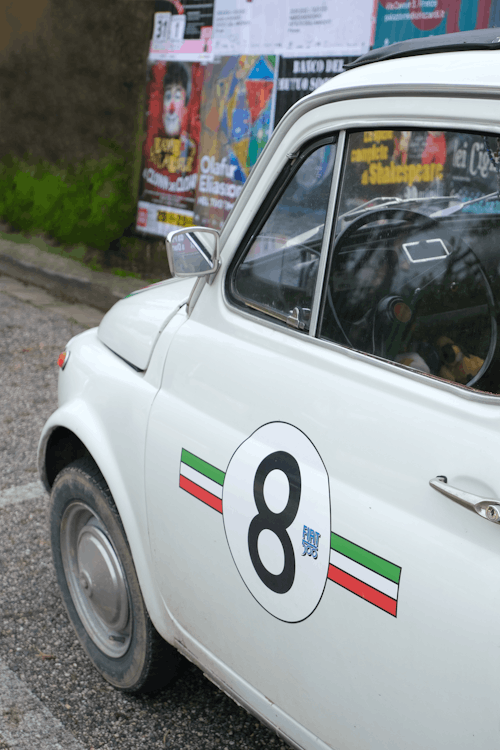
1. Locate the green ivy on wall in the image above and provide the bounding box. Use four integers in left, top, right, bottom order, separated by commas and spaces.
0, 150, 136, 251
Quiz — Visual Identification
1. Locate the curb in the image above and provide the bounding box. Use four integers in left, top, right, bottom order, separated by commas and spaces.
0, 246, 150, 312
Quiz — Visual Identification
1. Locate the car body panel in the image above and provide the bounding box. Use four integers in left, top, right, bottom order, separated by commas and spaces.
145, 264, 500, 750
39, 328, 179, 641
98, 276, 195, 370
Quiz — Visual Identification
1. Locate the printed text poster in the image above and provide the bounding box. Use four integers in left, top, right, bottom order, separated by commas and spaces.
212, 0, 287, 55
150, 0, 214, 62
371, 0, 500, 49
274, 56, 357, 126
339, 129, 500, 215
283, 0, 373, 56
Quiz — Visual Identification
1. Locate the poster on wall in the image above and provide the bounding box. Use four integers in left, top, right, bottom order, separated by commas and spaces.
282, 0, 373, 56
212, 0, 287, 55
193, 55, 277, 230
338, 129, 500, 217
371, 0, 500, 50
150, 0, 214, 62
274, 56, 357, 127
213, 0, 373, 58
340, 130, 448, 212
136, 59, 204, 237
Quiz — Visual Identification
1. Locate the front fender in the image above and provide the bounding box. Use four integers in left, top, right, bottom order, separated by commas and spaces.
38, 331, 177, 646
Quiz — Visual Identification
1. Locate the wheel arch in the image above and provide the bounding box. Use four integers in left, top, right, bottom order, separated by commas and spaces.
39, 425, 92, 491
39, 411, 177, 647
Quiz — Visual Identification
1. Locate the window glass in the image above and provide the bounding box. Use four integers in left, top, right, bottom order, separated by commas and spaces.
320, 129, 500, 394
231, 142, 336, 331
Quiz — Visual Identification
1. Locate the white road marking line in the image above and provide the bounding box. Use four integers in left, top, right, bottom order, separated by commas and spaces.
0, 659, 86, 750
0, 482, 46, 508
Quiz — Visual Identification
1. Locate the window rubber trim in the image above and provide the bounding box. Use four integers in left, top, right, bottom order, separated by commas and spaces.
309, 130, 346, 337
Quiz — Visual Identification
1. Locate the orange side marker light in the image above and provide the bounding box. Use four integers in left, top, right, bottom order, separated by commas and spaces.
57, 350, 70, 370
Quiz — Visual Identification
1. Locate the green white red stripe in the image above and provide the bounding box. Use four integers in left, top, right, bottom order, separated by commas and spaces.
179, 449, 225, 513
328, 533, 401, 617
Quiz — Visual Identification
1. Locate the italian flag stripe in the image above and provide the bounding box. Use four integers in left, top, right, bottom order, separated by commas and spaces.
181, 448, 225, 486
331, 532, 401, 584
180, 462, 223, 499
179, 475, 223, 514
179, 449, 225, 513
328, 565, 398, 617
329, 550, 398, 600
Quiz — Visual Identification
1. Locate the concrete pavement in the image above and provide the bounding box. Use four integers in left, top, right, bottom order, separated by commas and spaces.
0, 236, 154, 315
0, 275, 104, 328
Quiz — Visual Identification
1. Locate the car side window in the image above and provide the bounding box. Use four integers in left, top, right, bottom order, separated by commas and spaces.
319, 128, 500, 395
229, 140, 336, 332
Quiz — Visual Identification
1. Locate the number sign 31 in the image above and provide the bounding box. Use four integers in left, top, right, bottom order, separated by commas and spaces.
223, 423, 331, 622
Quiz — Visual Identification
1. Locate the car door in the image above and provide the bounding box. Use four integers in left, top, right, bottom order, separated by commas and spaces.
145, 121, 500, 750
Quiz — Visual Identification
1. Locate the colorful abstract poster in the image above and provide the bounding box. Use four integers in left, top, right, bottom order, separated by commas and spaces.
136, 59, 204, 237
274, 56, 357, 127
149, 0, 214, 62
371, 0, 500, 49
193, 56, 277, 230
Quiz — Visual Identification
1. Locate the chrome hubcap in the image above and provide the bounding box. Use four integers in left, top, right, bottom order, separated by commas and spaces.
61, 502, 132, 658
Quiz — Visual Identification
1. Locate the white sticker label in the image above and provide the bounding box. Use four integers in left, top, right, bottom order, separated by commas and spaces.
151, 12, 171, 51
223, 423, 331, 622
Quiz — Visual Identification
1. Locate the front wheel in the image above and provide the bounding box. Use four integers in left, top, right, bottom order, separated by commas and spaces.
50, 457, 180, 693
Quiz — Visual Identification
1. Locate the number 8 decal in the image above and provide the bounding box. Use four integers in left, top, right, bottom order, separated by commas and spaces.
223, 423, 331, 623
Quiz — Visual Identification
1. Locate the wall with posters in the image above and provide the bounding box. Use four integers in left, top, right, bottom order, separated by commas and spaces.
371, 0, 500, 49
135, 0, 377, 237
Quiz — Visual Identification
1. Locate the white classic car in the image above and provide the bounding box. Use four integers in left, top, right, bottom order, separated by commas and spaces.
39, 29, 500, 750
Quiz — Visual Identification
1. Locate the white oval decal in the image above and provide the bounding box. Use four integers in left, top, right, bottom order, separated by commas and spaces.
223, 422, 330, 622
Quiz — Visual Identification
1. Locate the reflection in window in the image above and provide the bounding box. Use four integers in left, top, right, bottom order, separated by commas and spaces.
232, 142, 336, 331
321, 129, 500, 394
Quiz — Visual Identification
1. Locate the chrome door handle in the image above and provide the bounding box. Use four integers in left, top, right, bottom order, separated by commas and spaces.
430, 476, 500, 524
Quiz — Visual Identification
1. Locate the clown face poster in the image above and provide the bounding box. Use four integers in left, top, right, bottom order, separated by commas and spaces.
193, 55, 277, 230
136, 59, 203, 236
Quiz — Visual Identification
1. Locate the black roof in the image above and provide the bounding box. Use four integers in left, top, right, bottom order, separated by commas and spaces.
345, 27, 500, 70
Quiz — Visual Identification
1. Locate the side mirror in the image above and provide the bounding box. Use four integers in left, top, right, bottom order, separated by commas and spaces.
166, 227, 220, 280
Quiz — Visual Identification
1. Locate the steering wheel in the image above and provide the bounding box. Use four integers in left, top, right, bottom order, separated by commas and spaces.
327, 207, 497, 388
328, 208, 435, 348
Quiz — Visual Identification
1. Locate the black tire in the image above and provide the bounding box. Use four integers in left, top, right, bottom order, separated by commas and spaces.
49, 456, 180, 693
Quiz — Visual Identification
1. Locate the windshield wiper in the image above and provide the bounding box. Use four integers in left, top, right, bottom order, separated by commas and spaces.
430, 191, 500, 218
339, 196, 404, 220
338, 195, 458, 224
